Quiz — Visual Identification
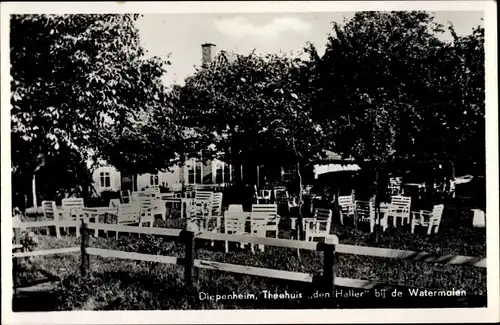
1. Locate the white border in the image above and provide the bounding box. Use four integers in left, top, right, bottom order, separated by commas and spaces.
1, 1, 498, 324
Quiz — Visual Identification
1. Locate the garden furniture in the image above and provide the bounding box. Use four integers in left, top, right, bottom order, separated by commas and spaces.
303, 208, 333, 242
471, 208, 485, 228
411, 204, 444, 235
61, 198, 85, 234
354, 200, 389, 233
224, 211, 251, 253
338, 195, 355, 225
249, 212, 281, 253
385, 195, 412, 227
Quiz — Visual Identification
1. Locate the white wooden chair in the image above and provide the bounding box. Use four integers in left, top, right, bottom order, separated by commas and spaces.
249, 212, 281, 253
354, 200, 388, 233
411, 204, 444, 235
211, 192, 223, 216
115, 203, 142, 239
386, 195, 411, 227
224, 211, 250, 253
120, 190, 131, 204
150, 198, 167, 221
304, 208, 333, 242
389, 177, 402, 195
257, 190, 272, 204
42, 200, 62, 238
338, 195, 355, 225
136, 198, 155, 228
61, 198, 85, 235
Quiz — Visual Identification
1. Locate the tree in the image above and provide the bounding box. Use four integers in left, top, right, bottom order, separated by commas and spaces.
175, 50, 328, 239
307, 11, 457, 240
10, 14, 174, 207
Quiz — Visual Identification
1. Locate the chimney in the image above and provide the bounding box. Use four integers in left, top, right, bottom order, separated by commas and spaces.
201, 43, 216, 66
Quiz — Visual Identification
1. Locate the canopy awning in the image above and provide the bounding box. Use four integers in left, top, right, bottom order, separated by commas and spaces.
313, 163, 361, 179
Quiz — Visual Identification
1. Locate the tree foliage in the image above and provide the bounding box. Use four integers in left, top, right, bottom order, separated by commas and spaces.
10, 14, 176, 204
174, 51, 327, 177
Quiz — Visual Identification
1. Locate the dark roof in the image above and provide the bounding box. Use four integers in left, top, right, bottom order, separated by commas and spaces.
201, 43, 216, 47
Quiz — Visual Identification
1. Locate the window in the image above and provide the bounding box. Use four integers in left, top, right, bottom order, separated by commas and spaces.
100, 172, 111, 188
195, 163, 202, 184
282, 167, 297, 183
215, 162, 231, 184
224, 164, 231, 184
216, 163, 224, 184
187, 160, 203, 184
150, 174, 159, 187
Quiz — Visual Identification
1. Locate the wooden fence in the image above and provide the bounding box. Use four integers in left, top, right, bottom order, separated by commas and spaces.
12, 219, 486, 301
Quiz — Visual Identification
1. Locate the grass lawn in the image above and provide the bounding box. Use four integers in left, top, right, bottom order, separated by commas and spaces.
13, 202, 486, 310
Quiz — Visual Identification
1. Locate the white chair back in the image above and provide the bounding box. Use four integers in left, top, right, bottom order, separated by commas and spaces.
354, 201, 374, 221
117, 203, 141, 224
195, 190, 213, 201
431, 204, 445, 222
389, 195, 411, 218
61, 198, 84, 220
211, 192, 223, 216
42, 200, 58, 219
109, 199, 121, 208
303, 208, 333, 241
311, 208, 333, 232
251, 204, 278, 215
338, 195, 354, 209
228, 204, 243, 212
120, 190, 131, 203
224, 211, 249, 235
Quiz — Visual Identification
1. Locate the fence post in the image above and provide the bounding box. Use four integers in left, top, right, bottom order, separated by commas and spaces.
80, 220, 90, 277
323, 236, 338, 300
13, 228, 21, 293
183, 230, 195, 288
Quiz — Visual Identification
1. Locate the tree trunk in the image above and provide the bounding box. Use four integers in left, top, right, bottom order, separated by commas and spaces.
32, 173, 37, 208
297, 161, 304, 241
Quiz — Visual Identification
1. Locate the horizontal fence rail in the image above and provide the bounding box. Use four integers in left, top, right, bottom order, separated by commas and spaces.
13, 219, 79, 229
197, 232, 320, 251
194, 259, 314, 283
87, 248, 180, 265
85, 223, 183, 237
336, 244, 487, 268
12, 247, 80, 258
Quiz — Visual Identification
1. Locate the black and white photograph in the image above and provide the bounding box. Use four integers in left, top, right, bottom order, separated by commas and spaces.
1, 1, 498, 324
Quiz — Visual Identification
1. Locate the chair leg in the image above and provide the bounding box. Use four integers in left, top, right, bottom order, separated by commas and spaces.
370, 221, 374, 233
434, 225, 439, 233
427, 224, 433, 235
225, 241, 229, 253
411, 222, 415, 234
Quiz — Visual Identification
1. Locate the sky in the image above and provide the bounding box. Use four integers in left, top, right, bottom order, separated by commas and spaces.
135, 11, 484, 87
